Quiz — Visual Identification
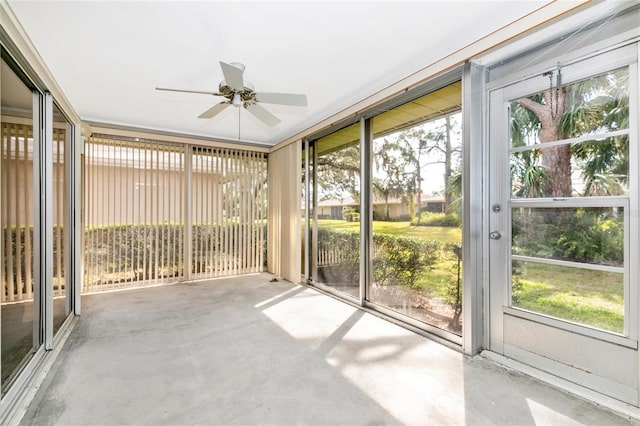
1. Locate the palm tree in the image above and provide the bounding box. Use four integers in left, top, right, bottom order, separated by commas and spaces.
511, 67, 629, 197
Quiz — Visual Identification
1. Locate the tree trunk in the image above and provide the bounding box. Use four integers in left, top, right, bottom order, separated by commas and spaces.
416, 175, 422, 225
444, 116, 453, 211
385, 194, 390, 220
516, 87, 571, 197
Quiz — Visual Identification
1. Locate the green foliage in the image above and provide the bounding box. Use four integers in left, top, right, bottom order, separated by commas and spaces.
342, 207, 360, 222
512, 208, 623, 266
443, 242, 463, 326
84, 223, 267, 285
510, 149, 549, 198
511, 260, 524, 305
2, 225, 66, 288
316, 228, 360, 285
372, 234, 441, 288
315, 142, 361, 202
556, 213, 623, 264
411, 212, 461, 228
511, 68, 629, 198
446, 169, 462, 216
316, 227, 463, 316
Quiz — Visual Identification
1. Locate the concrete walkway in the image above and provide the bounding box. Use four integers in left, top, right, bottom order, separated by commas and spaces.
20, 274, 637, 425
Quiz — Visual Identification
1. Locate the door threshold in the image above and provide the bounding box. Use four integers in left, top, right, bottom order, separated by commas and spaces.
481, 350, 640, 422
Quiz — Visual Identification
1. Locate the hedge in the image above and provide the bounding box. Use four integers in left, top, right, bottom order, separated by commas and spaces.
316, 227, 461, 289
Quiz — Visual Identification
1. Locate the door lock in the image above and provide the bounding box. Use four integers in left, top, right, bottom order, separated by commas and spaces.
489, 231, 502, 240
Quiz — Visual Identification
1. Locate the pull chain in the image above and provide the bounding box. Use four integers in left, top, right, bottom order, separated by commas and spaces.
544, 64, 562, 120
554, 64, 562, 120
546, 71, 555, 119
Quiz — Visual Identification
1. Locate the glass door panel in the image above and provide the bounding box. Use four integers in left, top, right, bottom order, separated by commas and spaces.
311, 122, 360, 298
368, 82, 463, 335
489, 46, 638, 404
508, 66, 630, 332
1, 58, 38, 390
52, 104, 70, 334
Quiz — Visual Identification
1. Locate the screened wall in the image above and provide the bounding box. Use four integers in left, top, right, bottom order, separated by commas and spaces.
84, 136, 185, 291
304, 78, 464, 342
84, 135, 267, 292
192, 146, 267, 279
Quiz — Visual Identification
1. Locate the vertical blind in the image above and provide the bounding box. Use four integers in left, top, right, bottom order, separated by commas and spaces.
84, 135, 267, 292
53, 128, 66, 298
84, 136, 185, 292
1, 122, 34, 302
192, 146, 267, 279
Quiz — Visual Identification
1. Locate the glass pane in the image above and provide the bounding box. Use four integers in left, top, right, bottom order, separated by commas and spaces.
511, 135, 629, 198
313, 122, 360, 298
510, 68, 629, 198
512, 206, 624, 267
1, 58, 37, 389
53, 104, 70, 334
301, 145, 307, 276
512, 260, 623, 334
369, 82, 463, 335
510, 68, 629, 147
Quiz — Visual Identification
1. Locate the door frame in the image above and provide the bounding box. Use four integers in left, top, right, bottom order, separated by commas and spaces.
486, 43, 640, 404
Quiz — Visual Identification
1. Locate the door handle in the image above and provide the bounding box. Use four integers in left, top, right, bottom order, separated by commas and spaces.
489, 231, 501, 240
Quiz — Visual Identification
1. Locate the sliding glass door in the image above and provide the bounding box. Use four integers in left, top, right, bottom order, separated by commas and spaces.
1, 58, 38, 389
305, 79, 464, 340
370, 96, 462, 335
310, 122, 361, 299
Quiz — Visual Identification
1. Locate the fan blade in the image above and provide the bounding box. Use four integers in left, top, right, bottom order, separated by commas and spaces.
255, 92, 307, 107
156, 87, 222, 96
246, 103, 281, 127
220, 61, 244, 92
198, 102, 230, 119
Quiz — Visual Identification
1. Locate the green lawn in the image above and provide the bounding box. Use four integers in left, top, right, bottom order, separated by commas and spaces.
312, 219, 623, 334
315, 219, 462, 243
513, 262, 624, 333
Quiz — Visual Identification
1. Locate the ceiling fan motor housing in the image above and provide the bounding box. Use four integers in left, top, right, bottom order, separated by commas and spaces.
219, 80, 256, 106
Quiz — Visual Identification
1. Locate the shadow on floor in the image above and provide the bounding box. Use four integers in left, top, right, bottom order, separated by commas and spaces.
19, 274, 637, 425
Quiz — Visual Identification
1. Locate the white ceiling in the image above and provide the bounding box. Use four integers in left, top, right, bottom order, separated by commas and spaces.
9, 1, 555, 147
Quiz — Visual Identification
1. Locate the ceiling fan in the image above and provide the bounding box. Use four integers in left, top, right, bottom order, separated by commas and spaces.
156, 61, 307, 127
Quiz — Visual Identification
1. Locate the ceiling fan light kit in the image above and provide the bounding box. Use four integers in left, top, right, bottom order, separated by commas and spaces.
156, 61, 307, 127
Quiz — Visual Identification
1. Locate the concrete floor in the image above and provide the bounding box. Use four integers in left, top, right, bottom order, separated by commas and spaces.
19, 273, 638, 425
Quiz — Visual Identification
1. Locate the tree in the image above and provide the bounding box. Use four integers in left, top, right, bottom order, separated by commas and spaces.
393, 114, 461, 219
511, 68, 629, 198
315, 143, 361, 203
565, 69, 629, 196
373, 139, 407, 220
515, 86, 571, 197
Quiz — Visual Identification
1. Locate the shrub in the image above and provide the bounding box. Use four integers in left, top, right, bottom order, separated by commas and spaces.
83, 222, 267, 284
372, 234, 442, 288
316, 227, 447, 289
512, 208, 623, 266
342, 207, 360, 222
411, 212, 461, 228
